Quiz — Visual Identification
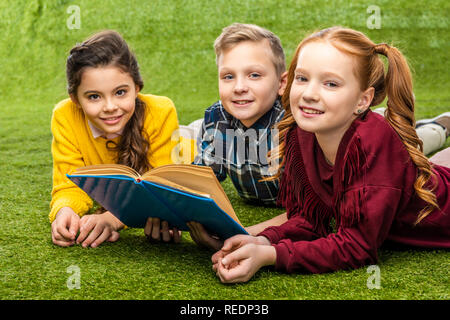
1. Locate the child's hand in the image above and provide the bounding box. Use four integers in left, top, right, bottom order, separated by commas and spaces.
144, 217, 181, 243
51, 207, 80, 247
215, 243, 276, 283
211, 235, 270, 272
76, 211, 123, 248
187, 221, 223, 251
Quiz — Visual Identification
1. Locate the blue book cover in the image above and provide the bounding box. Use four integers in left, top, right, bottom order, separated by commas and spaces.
67, 171, 248, 239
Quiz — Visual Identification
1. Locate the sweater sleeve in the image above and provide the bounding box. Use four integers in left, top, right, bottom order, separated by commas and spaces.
258, 214, 323, 244
144, 97, 181, 167
49, 105, 93, 223
269, 186, 402, 274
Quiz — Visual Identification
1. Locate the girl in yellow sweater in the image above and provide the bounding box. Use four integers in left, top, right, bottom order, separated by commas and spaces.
50, 30, 189, 248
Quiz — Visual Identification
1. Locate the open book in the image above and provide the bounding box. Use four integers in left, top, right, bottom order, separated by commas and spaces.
67, 164, 248, 239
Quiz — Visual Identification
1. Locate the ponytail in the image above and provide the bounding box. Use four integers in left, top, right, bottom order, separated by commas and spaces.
374, 43, 439, 224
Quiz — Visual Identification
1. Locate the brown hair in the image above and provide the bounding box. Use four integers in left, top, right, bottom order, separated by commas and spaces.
269, 26, 438, 224
214, 23, 286, 76
66, 30, 150, 174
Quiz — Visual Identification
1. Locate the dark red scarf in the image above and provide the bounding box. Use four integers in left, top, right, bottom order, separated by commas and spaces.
277, 123, 366, 235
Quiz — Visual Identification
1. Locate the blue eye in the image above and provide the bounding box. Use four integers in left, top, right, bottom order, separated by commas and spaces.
295, 75, 307, 82
223, 74, 233, 80
249, 73, 261, 79
325, 82, 338, 88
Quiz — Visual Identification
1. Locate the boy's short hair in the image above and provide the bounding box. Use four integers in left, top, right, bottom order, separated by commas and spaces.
214, 23, 286, 76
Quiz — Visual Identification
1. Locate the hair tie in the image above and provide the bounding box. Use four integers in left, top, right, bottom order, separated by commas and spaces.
374, 43, 390, 56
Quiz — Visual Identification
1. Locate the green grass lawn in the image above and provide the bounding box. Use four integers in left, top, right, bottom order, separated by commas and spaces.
0, 0, 449, 300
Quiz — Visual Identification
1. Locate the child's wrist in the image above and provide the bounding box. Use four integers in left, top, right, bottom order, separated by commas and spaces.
55, 207, 76, 220
262, 245, 277, 267
256, 235, 271, 246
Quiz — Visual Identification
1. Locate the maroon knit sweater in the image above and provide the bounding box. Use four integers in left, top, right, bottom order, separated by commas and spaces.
259, 111, 450, 274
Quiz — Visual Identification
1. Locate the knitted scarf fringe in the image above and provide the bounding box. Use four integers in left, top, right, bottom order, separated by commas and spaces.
278, 129, 367, 233
334, 134, 366, 228
277, 129, 332, 236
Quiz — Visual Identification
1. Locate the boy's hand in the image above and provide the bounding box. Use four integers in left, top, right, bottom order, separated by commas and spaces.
51, 207, 80, 247
187, 221, 223, 251
76, 211, 123, 248
144, 217, 181, 243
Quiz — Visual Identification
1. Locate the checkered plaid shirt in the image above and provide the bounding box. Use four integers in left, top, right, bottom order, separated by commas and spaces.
194, 99, 284, 205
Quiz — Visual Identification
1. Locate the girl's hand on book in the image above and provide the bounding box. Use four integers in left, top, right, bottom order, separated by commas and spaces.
76, 211, 123, 248
215, 243, 276, 283
51, 207, 80, 247
144, 217, 181, 243
187, 221, 223, 251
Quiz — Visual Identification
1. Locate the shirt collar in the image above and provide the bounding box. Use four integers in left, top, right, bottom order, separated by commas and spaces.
88, 120, 123, 139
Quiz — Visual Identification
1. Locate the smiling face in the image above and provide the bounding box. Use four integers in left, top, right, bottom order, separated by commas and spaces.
218, 40, 286, 128
290, 41, 373, 142
72, 65, 139, 136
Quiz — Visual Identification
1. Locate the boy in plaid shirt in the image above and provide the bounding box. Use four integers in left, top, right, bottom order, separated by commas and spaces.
145, 23, 288, 244
194, 23, 287, 203
188, 23, 290, 247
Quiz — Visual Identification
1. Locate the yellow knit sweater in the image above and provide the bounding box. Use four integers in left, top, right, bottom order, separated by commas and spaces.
49, 93, 196, 222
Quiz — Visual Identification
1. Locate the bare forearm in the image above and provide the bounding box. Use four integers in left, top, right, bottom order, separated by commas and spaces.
245, 212, 287, 236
